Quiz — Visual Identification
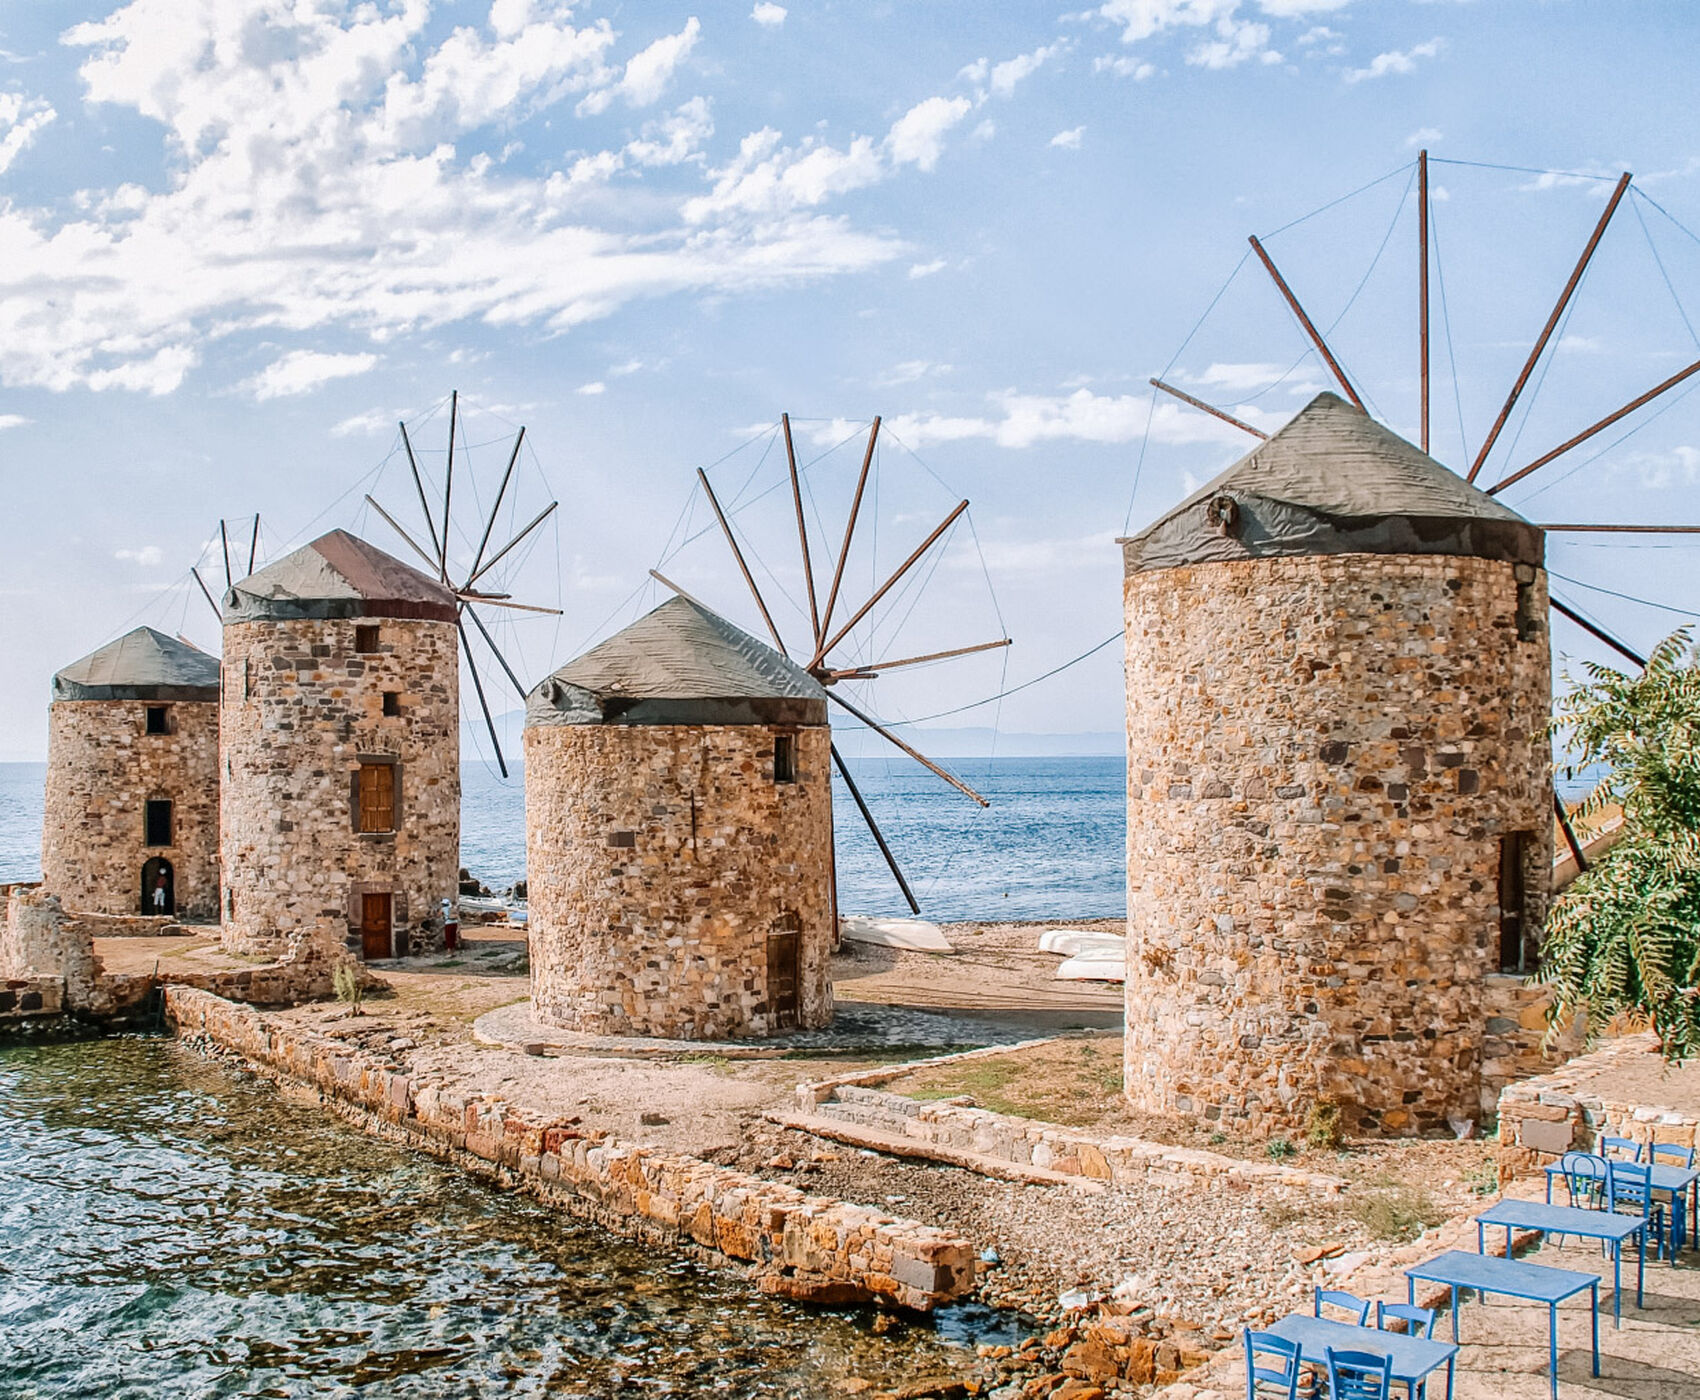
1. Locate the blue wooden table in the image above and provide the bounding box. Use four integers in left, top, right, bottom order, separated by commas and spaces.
1544, 1159, 1700, 1253
1476, 1198, 1645, 1321
1406, 1249, 1598, 1400
1265, 1312, 1457, 1400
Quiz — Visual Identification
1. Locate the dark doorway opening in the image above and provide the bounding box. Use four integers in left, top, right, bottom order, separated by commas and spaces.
360, 892, 394, 961
142, 857, 175, 917
1498, 832, 1533, 973
766, 914, 801, 1029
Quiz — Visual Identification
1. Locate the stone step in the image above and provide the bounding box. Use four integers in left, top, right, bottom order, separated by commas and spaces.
765, 1110, 1105, 1191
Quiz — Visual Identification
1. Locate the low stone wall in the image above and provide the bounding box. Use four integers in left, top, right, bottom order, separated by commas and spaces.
0, 977, 65, 1023
1480, 973, 1581, 1115
1497, 1032, 1700, 1159
77, 912, 210, 938
165, 987, 975, 1311
801, 1085, 1347, 1195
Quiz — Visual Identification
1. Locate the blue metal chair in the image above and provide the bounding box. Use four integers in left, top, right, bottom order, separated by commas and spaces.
1558, 1151, 1609, 1211
1314, 1287, 1373, 1325
1243, 1328, 1302, 1400
1651, 1144, 1695, 1253
1601, 1135, 1643, 1161
1325, 1347, 1395, 1400
1607, 1159, 1669, 1260
1376, 1300, 1436, 1338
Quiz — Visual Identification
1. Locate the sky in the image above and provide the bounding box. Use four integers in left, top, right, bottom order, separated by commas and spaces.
2, 0, 1699, 764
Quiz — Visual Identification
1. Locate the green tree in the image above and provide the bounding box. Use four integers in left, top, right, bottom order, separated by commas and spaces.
1539, 628, 1700, 1060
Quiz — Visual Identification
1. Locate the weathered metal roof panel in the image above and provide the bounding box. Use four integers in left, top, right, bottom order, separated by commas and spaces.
52, 626, 221, 701
223, 529, 460, 622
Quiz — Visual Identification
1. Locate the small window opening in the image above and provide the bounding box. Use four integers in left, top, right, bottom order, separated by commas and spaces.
355, 624, 380, 653
773, 734, 797, 784
1498, 831, 1534, 973
144, 799, 174, 848
145, 705, 169, 735
355, 762, 397, 834
382, 691, 401, 717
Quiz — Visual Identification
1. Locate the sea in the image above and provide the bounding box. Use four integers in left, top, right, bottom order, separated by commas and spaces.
0, 756, 1127, 923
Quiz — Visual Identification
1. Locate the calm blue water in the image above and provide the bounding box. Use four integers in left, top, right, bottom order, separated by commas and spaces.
0, 1037, 1012, 1399
0, 757, 1129, 923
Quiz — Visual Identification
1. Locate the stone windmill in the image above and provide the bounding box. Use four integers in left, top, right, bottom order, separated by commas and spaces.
651, 414, 1011, 915
1123, 155, 1700, 1138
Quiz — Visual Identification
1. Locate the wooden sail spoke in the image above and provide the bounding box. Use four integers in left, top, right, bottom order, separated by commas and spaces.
818, 417, 880, 643
783, 413, 823, 649
366, 495, 442, 574
463, 603, 530, 701
190, 566, 222, 621
456, 593, 563, 615
464, 501, 559, 590
1488, 355, 1700, 496
1419, 148, 1430, 454
826, 637, 1012, 680
830, 743, 920, 915
458, 618, 508, 778
1550, 595, 1647, 668
399, 420, 444, 566
1149, 378, 1267, 440
440, 389, 458, 583
247, 515, 260, 576
219, 520, 233, 588
648, 568, 711, 611
810, 500, 969, 669
826, 690, 989, 808
467, 427, 527, 586
1247, 234, 1365, 410
697, 467, 787, 654
1539, 523, 1700, 533
1467, 171, 1633, 482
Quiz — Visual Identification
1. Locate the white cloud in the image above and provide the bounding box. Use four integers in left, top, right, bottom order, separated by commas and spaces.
1094, 55, 1156, 78
114, 545, 164, 566
886, 95, 973, 171
990, 42, 1065, 97
0, 4, 904, 397
1344, 37, 1444, 83
609, 358, 646, 375
751, 3, 787, 26
577, 17, 700, 115
1050, 126, 1085, 149
909, 258, 947, 279
0, 413, 29, 430
331, 408, 394, 437
1188, 18, 1279, 68
970, 117, 997, 142
1177, 361, 1322, 395
576, 380, 606, 394
1098, 0, 1236, 45
805, 387, 1282, 450
880, 359, 951, 385
244, 350, 379, 401
1406, 126, 1443, 147
1257, 0, 1350, 15
0, 92, 55, 173
1558, 334, 1604, 353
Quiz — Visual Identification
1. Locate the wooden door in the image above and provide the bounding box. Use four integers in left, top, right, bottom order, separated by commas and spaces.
360, 892, 393, 961
766, 928, 800, 1029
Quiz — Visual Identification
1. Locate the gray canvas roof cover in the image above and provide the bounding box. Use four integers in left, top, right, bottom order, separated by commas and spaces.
223, 529, 460, 623
526, 596, 828, 727
1120, 391, 1544, 572
53, 626, 221, 701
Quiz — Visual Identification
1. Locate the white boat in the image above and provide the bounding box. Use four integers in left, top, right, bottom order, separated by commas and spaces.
1038, 927, 1125, 958
838, 915, 953, 953
1055, 951, 1125, 983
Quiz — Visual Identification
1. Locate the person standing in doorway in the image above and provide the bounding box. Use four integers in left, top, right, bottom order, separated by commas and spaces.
152, 871, 169, 914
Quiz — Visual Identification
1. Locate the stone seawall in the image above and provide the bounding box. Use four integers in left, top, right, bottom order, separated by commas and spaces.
0, 977, 66, 1024
164, 987, 976, 1312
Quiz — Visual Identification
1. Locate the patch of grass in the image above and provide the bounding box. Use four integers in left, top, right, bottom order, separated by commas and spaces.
431, 958, 465, 969
1261, 1201, 1307, 1230
1466, 1159, 1502, 1197
881, 1038, 1125, 1126
678, 1052, 735, 1076
1350, 1180, 1446, 1242
1304, 1100, 1344, 1150
1267, 1137, 1296, 1161
1208, 1131, 1226, 1146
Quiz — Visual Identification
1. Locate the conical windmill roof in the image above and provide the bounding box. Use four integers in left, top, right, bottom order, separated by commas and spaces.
52, 626, 221, 702
1120, 391, 1545, 572
527, 596, 828, 728
223, 529, 459, 623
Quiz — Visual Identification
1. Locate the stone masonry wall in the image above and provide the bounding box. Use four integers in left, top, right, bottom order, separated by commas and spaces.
1497, 1032, 1700, 1160
1123, 552, 1553, 1136
525, 723, 833, 1039
2, 885, 98, 1009
1481, 973, 1582, 1116
165, 986, 972, 1310
221, 617, 459, 963
42, 698, 220, 920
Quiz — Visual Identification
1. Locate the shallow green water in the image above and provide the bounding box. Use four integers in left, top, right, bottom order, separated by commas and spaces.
0, 1037, 1012, 1398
